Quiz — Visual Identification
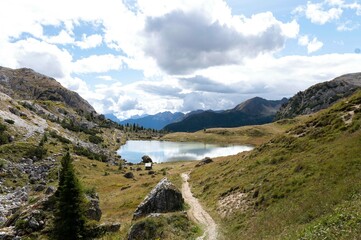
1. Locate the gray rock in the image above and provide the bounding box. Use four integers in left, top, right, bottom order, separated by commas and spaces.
44, 186, 56, 195
20, 158, 33, 165
8, 136, 15, 143
195, 157, 213, 167
133, 178, 184, 220
86, 194, 102, 222
28, 217, 40, 230
124, 172, 134, 179
0, 227, 16, 240
29, 177, 37, 184
33, 184, 46, 192
97, 222, 121, 233
8, 107, 20, 116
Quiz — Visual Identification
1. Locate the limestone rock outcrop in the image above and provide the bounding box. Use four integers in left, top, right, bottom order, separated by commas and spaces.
133, 178, 184, 220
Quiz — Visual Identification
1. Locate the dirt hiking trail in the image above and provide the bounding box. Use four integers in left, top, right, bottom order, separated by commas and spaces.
181, 173, 218, 240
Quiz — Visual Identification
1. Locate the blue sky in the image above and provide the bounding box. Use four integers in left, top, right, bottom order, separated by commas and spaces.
0, 0, 360, 119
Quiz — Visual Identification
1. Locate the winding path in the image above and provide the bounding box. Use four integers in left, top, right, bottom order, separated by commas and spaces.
181, 173, 218, 240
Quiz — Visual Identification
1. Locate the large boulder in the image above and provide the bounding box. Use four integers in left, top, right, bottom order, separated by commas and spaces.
141, 155, 152, 163
195, 157, 213, 167
87, 222, 121, 238
86, 193, 102, 222
124, 172, 134, 179
133, 178, 184, 220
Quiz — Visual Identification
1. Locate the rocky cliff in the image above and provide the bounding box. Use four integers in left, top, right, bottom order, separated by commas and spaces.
275, 73, 361, 119
0, 66, 95, 114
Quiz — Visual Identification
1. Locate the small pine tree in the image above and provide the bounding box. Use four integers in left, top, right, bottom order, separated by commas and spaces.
53, 152, 87, 240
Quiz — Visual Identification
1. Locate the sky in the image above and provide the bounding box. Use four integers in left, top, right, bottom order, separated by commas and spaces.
0, 0, 361, 120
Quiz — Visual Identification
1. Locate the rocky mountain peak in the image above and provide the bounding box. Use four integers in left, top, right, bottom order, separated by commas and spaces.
275, 72, 361, 120
0, 66, 95, 114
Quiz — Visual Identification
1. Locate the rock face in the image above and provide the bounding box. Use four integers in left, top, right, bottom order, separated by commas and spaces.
133, 178, 184, 220
0, 66, 95, 114
0, 187, 29, 226
275, 73, 361, 119
86, 193, 102, 222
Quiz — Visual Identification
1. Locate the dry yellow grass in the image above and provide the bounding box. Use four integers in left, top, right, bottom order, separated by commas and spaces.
73, 156, 197, 237
162, 120, 299, 146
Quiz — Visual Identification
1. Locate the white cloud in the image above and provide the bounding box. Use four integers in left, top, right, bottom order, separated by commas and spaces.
143, 10, 299, 74
298, 35, 324, 54
298, 35, 310, 46
76, 34, 103, 49
307, 37, 324, 53
295, 0, 361, 26
305, 2, 343, 24
13, 38, 73, 78
72, 54, 125, 74
337, 20, 360, 31
45, 30, 74, 44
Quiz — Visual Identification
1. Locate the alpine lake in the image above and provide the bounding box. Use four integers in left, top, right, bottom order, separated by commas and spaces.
117, 140, 253, 163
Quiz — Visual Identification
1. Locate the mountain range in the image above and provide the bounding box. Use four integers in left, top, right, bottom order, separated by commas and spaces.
116, 111, 185, 130
163, 97, 288, 132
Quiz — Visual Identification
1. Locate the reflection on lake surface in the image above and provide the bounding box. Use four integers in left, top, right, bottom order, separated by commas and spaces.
117, 140, 253, 163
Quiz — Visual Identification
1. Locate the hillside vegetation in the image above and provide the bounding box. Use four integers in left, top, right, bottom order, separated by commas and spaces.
189, 90, 361, 239
162, 119, 299, 146
0, 67, 179, 239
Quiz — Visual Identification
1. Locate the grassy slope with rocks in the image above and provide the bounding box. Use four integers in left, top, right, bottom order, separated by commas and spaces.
189, 90, 361, 239
73, 156, 198, 239
0, 67, 194, 239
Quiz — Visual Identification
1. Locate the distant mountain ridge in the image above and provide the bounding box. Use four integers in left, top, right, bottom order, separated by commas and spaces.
104, 113, 120, 123
119, 111, 185, 130
275, 73, 361, 120
164, 97, 288, 132
0, 66, 95, 114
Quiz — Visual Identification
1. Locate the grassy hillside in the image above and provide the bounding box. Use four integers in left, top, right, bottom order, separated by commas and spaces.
189, 90, 361, 239
162, 119, 299, 146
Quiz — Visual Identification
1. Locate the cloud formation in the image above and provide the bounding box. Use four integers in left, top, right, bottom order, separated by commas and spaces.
298, 35, 324, 53
0, 0, 360, 119
143, 10, 296, 74
294, 0, 361, 26
179, 75, 237, 94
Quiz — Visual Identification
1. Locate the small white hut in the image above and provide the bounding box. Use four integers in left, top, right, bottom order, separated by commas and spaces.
145, 162, 152, 170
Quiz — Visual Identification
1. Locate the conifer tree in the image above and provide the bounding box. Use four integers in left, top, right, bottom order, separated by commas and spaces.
53, 152, 87, 240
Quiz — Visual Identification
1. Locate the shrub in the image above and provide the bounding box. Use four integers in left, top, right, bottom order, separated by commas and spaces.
73, 146, 107, 162
25, 144, 47, 160
88, 135, 103, 144
4, 119, 14, 124
49, 131, 71, 144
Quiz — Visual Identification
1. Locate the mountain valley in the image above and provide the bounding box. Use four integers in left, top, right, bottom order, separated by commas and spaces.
0, 67, 361, 239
